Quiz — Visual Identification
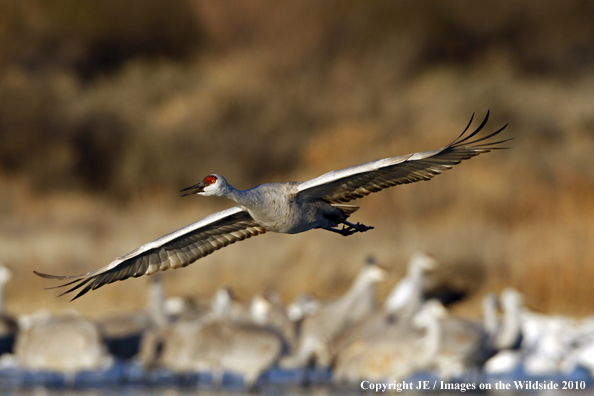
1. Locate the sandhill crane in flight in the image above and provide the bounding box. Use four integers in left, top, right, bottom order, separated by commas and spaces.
35, 112, 509, 300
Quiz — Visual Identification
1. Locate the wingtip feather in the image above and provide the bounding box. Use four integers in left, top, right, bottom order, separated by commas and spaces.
34, 270, 66, 280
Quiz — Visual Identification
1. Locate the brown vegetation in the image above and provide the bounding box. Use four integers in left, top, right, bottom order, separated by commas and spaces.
0, 1, 593, 318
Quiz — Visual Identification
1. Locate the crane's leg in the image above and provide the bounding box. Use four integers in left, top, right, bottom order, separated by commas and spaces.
321, 221, 374, 236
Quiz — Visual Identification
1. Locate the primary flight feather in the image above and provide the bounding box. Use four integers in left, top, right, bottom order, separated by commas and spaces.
35, 111, 510, 300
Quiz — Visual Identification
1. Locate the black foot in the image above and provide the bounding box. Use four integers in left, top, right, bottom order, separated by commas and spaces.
324, 221, 374, 236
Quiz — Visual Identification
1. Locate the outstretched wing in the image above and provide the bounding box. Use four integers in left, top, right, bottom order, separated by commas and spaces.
34, 206, 266, 300
296, 111, 510, 204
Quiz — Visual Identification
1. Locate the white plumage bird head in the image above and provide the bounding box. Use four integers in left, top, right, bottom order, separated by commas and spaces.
180, 174, 228, 197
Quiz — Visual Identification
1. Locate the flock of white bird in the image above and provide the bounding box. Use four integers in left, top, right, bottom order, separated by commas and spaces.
2, 256, 594, 390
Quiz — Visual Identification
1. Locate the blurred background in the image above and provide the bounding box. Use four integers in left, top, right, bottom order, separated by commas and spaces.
0, 0, 593, 319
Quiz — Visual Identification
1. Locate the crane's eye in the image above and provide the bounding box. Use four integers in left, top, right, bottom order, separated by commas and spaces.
204, 175, 217, 185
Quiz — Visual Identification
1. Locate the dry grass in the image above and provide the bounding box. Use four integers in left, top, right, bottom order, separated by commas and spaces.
0, 1, 593, 319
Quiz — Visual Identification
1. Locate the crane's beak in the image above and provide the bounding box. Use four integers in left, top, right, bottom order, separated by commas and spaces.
180, 181, 207, 196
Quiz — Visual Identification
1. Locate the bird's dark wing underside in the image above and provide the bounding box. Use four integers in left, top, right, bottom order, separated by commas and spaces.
34, 206, 266, 300
296, 111, 510, 204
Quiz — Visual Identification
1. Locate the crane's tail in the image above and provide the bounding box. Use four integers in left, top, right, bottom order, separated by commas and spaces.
331, 204, 359, 217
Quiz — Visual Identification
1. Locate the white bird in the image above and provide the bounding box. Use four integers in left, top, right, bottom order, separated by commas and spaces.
286, 293, 320, 322
35, 112, 509, 299
430, 288, 523, 379
383, 251, 437, 319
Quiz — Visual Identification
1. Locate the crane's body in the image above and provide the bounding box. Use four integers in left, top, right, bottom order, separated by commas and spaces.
183, 179, 363, 235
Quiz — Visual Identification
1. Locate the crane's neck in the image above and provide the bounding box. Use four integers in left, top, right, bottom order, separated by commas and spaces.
341, 269, 378, 309
494, 298, 522, 350
0, 272, 9, 312
418, 313, 442, 366
146, 275, 167, 328
482, 294, 499, 338
215, 178, 257, 208
228, 189, 256, 207
383, 265, 425, 317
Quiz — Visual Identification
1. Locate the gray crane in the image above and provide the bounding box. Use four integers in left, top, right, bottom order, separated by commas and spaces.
35, 112, 509, 300
0, 264, 18, 355
279, 259, 387, 368
333, 299, 447, 384
14, 311, 109, 375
